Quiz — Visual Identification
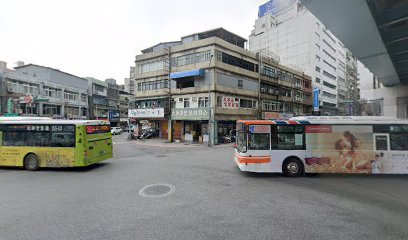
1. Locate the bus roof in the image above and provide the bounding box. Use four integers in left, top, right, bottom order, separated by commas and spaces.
0, 119, 109, 126
238, 116, 408, 125
0, 116, 52, 121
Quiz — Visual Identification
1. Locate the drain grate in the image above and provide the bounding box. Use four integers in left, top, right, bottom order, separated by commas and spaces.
139, 183, 175, 198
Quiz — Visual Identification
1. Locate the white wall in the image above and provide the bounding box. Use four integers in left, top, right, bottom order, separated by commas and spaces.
360, 85, 408, 118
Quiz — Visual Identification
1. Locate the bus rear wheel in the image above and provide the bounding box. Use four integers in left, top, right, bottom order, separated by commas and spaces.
283, 158, 304, 177
24, 154, 40, 171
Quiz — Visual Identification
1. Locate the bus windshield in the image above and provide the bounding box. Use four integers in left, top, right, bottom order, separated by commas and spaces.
236, 131, 247, 153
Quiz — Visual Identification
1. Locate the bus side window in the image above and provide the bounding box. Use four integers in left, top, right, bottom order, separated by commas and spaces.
276, 125, 305, 150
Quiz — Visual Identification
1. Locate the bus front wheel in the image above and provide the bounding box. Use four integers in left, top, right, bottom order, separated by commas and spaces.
283, 158, 304, 177
24, 154, 40, 171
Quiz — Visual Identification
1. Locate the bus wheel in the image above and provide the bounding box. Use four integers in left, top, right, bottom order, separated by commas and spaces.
24, 154, 40, 171
283, 158, 304, 177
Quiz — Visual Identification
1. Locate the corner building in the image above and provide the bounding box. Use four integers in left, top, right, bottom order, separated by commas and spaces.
133, 28, 311, 144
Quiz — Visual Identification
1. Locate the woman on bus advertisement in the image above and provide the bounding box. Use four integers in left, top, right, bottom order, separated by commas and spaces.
305, 125, 375, 174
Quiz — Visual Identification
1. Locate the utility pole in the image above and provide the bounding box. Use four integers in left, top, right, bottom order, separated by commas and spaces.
164, 46, 173, 142
208, 54, 214, 147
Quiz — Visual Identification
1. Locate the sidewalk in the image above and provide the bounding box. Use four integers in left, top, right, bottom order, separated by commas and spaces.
127, 137, 234, 148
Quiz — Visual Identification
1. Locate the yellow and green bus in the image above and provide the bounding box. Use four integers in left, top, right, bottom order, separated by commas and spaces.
0, 118, 113, 170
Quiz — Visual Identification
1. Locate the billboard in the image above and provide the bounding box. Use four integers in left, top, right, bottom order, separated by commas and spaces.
305, 125, 375, 174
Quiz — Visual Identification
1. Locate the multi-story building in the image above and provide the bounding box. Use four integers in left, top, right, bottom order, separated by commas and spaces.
0, 63, 88, 118
249, 0, 357, 115
118, 90, 132, 129
124, 67, 136, 95
86, 77, 109, 120
105, 78, 120, 126
131, 28, 312, 144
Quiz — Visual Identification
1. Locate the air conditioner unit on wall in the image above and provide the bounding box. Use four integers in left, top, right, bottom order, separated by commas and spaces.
7, 87, 14, 92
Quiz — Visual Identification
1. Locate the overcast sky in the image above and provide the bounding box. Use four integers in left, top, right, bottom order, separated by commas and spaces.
1, 0, 264, 84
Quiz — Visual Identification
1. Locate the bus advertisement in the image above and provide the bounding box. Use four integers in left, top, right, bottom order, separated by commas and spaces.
0, 118, 113, 170
234, 116, 408, 177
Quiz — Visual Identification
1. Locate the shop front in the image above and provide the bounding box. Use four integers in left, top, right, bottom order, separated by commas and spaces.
128, 108, 165, 137
171, 108, 210, 143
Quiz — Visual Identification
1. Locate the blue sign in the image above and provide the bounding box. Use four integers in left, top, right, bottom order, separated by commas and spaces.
313, 87, 319, 111
258, 0, 297, 18
258, 0, 278, 17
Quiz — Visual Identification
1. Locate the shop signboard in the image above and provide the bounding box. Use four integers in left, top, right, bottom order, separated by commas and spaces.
222, 96, 239, 109
171, 108, 210, 120
262, 112, 294, 120
128, 108, 164, 118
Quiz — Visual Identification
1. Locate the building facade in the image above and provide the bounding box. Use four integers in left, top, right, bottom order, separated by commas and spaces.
1, 63, 88, 118
249, 0, 359, 115
86, 77, 109, 120
124, 67, 136, 95
131, 28, 312, 144
105, 79, 120, 126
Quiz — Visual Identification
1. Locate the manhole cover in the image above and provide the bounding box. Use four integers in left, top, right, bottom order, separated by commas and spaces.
139, 183, 175, 198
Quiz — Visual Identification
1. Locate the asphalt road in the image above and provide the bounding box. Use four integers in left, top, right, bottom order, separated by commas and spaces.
1, 135, 408, 240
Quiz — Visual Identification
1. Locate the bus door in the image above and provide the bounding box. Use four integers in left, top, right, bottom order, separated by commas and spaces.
373, 133, 391, 174
0, 131, 3, 165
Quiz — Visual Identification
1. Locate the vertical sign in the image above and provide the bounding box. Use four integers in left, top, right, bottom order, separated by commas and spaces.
313, 88, 319, 112
7, 98, 12, 113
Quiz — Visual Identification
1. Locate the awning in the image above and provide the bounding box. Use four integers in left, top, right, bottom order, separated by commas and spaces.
170, 69, 205, 79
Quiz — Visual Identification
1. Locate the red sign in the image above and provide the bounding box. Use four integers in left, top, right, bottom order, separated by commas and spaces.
222, 96, 239, 109
305, 125, 332, 133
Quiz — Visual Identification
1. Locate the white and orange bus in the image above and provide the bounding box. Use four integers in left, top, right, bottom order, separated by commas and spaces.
234, 116, 408, 177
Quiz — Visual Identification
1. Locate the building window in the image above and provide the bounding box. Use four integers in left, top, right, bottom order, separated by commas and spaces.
238, 80, 243, 88
261, 65, 277, 78
323, 81, 336, 89
217, 96, 222, 107
217, 50, 257, 72
322, 70, 336, 80
198, 97, 209, 108
81, 94, 87, 102
316, 77, 321, 83
262, 101, 280, 111
322, 91, 336, 98
171, 50, 211, 67
240, 99, 255, 108
139, 79, 169, 91
323, 49, 336, 62
137, 60, 164, 74
323, 60, 336, 72
315, 66, 320, 72
315, 55, 320, 62
183, 98, 190, 108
